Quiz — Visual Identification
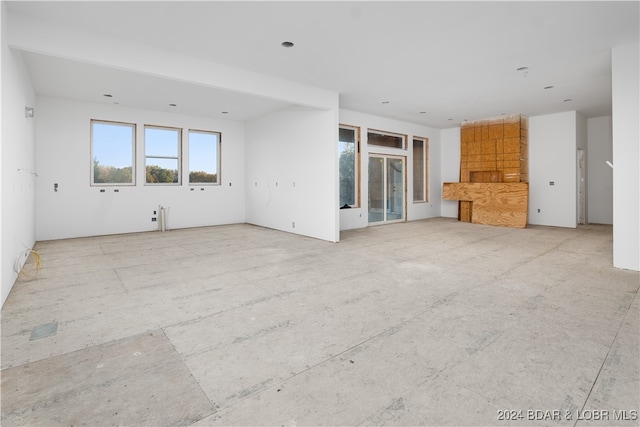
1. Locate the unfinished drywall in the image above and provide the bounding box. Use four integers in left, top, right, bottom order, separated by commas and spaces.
35, 97, 246, 241
528, 111, 578, 228
1, 2, 37, 307
245, 107, 339, 242
338, 109, 441, 231
587, 116, 613, 224
612, 43, 639, 271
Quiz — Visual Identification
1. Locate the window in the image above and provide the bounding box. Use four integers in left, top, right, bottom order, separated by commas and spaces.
145, 126, 181, 184
367, 129, 406, 149
413, 137, 429, 203
339, 125, 360, 207
91, 120, 136, 185
189, 130, 221, 184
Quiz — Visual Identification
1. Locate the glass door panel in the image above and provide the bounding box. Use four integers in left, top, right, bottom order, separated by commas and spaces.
368, 155, 405, 224
387, 158, 404, 221
368, 156, 384, 223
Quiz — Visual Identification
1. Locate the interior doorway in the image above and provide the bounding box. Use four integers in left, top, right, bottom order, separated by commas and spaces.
368, 155, 406, 224
577, 148, 586, 225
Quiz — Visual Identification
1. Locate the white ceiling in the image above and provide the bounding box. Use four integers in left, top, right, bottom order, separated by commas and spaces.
7, 1, 640, 128
20, 52, 292, 122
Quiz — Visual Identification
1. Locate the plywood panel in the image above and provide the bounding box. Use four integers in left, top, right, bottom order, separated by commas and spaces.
504, 138, 520, 153
504, 160, 520, 168
460, 201, 472, 222
489, 124, 504, 140
481, 141, 496, 154
481, 125, 490, 141
461, 127, 474, 143
503, 173, 520, 182
504, 122, 520, 138
470, 170, 503, 183
474, 126, 483, 142
443, 182, 528, 228
504, 115, 520, 125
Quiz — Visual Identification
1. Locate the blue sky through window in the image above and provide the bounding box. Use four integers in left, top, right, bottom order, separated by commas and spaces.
92, 122, 134, 168
189, 131, 218, 174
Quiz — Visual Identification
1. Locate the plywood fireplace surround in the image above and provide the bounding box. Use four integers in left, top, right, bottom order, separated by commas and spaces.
443, 114, 529, 228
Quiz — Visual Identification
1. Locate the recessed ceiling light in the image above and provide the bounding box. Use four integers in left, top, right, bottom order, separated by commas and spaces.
221, 111, 229, 114
281, 41, 294, 48
544, 86, 554, 90
516, 66, 528, 72
419, 111, 426, 114
448, 118, 453, 121
563, 98, 573, 102
381, 101, 389, 104
103, 94, 113, 97
169, 103, 177, 107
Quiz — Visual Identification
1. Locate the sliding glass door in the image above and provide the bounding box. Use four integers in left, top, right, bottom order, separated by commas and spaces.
368, 155, 405, 224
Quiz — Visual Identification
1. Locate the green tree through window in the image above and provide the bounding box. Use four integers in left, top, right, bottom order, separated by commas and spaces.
145, 126, 181, 184
91, 120, 135, 185
339, 126, 359, 207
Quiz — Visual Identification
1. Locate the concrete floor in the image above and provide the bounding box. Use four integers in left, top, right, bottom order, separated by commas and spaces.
1, 218, 638, 426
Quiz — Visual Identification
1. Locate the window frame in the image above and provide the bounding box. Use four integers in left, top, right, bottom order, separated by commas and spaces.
144, 124, 182, 186
339, 124, 361, 208
90, 119, 136, 186
367, 129, 407, 150
188, 129, 222, 186
412, 136, 429, 203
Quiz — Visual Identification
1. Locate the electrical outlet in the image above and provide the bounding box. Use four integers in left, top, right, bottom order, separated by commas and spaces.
152, 218, 157, 222
153, 210, 157, 215
292, 221, 296, 229
537, 209, 541, 213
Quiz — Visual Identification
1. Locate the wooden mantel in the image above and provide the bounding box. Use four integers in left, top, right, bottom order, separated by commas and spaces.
443, 182, 528, 228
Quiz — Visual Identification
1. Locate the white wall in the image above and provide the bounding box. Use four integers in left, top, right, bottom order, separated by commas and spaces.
35, 97, 246, 241
338, 109, 441, 231
529, 111, 578, 228
1, 2, 37, 307
587, 116, 613, 224
440, 127, 461, 218
245, 107, 339, 242
612, 43, 639, 271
